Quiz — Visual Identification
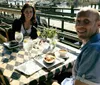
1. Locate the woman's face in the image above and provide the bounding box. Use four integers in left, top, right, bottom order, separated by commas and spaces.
23, 7, 33, 21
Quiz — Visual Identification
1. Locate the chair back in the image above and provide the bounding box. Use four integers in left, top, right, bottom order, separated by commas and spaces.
0, 28, 8, 43
0, 70, 10, 85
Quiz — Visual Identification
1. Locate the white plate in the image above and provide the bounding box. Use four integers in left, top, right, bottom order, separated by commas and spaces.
14, 59, 42, 75
34, 54, 64, 69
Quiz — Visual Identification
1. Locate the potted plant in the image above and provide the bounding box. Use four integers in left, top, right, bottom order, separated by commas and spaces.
39, 27, 58, 50
39, 27, 57, 39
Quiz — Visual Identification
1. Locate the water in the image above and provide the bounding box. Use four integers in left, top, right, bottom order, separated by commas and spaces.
7, 0, 39, 6
8, 1, 28, 5
56, 5, 99, 13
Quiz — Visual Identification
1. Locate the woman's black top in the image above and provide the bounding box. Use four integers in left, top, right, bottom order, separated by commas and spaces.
8, 19, 38, 41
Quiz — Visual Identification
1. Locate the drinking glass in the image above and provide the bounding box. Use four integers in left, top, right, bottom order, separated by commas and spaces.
15, 32, 23, 43
50, 35, 58, 51
37, 30, 41, 37
23, 39, 33, 60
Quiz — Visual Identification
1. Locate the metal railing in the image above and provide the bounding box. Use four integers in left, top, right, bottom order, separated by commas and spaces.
0, 6, 81, 49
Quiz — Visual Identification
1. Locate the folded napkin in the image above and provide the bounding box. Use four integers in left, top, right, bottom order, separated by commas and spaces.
14, 59, 42, 75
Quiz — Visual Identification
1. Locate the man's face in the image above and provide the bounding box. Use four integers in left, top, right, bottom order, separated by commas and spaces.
75, 12, 99, 42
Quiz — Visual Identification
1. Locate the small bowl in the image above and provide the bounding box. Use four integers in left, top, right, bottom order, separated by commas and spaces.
43, 53, 56, 64
59, 49, 67, 57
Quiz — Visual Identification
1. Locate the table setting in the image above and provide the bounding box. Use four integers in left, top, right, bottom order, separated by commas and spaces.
0, 28, 78, 85
3, 31, 23, 50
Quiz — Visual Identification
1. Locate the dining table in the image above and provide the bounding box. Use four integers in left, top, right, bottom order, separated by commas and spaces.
0, 39, 80, 85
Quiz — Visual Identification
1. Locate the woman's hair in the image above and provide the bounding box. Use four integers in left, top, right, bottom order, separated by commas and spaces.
20, 4, 36, 24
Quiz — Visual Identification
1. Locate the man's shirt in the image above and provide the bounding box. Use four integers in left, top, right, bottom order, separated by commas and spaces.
75, 33, 100, 85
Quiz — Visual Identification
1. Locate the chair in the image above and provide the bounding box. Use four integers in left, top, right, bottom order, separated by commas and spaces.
0, 27, 9, 43
0, 70, 10, 85
40, 19, 48, 27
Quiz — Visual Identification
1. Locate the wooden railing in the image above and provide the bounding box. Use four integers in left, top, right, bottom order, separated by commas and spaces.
0, 6, 81, 49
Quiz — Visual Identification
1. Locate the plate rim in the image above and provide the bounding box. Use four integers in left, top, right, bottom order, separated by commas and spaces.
34, 54, 64, 69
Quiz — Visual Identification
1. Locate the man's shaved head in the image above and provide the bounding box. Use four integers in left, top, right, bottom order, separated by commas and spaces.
77, 7, 100, 21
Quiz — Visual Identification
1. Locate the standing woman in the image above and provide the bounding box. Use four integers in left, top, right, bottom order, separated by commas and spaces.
9, 4, 38, 41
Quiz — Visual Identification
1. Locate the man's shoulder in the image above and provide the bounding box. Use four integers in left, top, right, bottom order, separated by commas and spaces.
89, 41, 100, 51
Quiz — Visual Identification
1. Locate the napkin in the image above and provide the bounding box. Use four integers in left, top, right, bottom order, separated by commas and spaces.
14, 59, 42, 75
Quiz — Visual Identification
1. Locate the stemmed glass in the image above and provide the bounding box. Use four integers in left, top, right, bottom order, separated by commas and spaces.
15, 32, 23, 44
23, 39, 33, 60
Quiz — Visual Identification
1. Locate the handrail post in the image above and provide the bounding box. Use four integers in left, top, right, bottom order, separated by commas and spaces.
71, 5, 74, 17
22, 1, 24, 6
98, 0, 100, 9
61, 20, 64, 32
48, 18, 50, 27
14, 1, 16, 5
94, 4, 96, 8
12, 13, 14, 19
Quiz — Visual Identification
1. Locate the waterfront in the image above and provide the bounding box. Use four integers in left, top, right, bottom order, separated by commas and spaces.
1, 1, 100, 48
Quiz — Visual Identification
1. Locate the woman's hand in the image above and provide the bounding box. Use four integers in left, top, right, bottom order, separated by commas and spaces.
52, 81, 60, 85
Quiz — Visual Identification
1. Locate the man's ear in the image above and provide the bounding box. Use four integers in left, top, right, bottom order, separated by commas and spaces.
97, 20, 100, 27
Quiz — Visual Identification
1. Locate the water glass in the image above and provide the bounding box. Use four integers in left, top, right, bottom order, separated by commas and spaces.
23, 39, 33, 60
15, 31, 23, 43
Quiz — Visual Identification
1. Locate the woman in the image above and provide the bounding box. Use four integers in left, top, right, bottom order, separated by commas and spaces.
9, 4, 38, 41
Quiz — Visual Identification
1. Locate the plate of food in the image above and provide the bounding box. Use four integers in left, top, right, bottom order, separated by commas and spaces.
3, 40, 21, 49
43, 53, 56, 64
34, 53, 64, 69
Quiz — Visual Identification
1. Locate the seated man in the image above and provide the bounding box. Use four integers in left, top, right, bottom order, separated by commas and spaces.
52, 7, 100, 85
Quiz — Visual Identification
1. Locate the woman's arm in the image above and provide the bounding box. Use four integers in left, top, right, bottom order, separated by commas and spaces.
8, 19, 21, 41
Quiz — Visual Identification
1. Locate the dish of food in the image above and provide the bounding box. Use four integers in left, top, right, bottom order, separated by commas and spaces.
43, 53, 56, 64
3, 41, 21, 49
59, 49, 67, 57
34, 54, 64, 69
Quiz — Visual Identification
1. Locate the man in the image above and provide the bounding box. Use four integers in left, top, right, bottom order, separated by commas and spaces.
52, 7, 100, 85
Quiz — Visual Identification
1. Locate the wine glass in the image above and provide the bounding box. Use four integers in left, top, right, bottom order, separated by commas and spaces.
23, 39, 33, 60
15, 32, 23, 43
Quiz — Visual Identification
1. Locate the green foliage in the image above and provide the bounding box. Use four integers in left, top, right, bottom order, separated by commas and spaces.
40, 27, 57, 39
